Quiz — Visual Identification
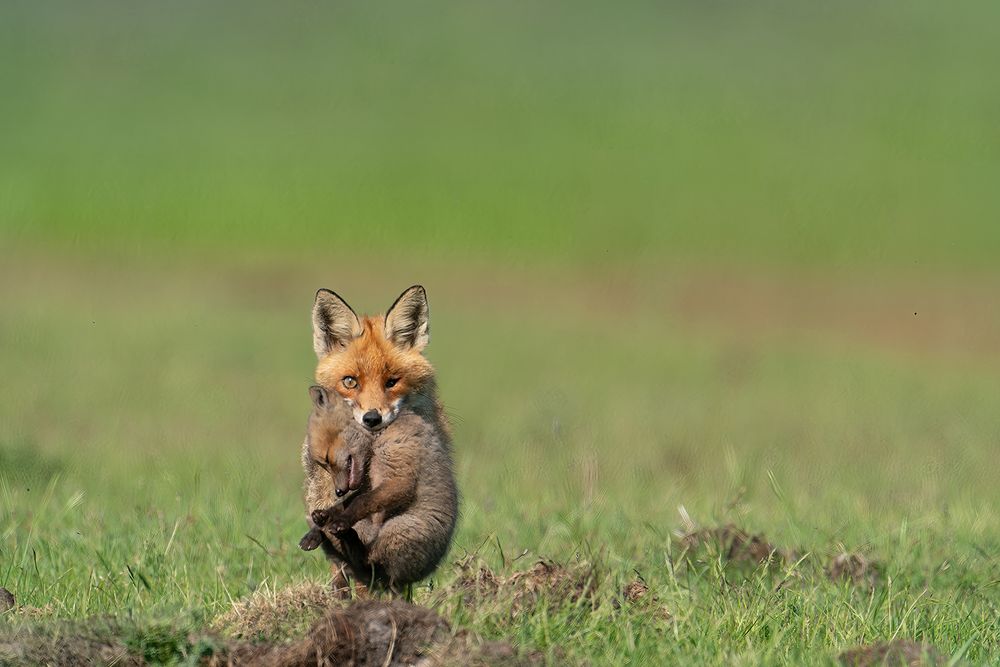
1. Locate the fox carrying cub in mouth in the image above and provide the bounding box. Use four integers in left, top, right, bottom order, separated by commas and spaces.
300, 285, 458, 594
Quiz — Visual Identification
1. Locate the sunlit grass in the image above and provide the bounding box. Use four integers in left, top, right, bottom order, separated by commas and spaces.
1, 253, 998, 663
2, 0, 999, 662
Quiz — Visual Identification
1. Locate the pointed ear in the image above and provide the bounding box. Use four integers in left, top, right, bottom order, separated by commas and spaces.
309, 385, 329, 409
384, 285, 429, 351
312, 289, 362, 358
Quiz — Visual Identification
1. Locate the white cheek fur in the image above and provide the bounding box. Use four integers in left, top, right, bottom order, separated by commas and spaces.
374, 399, 401, 428
349, 398, 403, 429
352, 407, 367, 425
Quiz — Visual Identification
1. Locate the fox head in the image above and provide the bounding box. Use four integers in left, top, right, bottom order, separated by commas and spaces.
306, 384, 365, 497
311, 285, 435, 431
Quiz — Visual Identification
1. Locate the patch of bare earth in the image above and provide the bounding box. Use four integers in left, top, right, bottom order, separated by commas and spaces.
839, 639, 944, 666
614, 578, 672, 621
441, 558, 600, 618
679, 524, 797, 566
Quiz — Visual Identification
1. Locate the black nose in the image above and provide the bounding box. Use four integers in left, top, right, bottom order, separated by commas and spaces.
362, 410, 382, 428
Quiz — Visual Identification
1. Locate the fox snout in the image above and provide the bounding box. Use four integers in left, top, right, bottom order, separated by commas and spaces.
334, 452, 362, 497
351, 402, 400, 430
362, 410, 382, 428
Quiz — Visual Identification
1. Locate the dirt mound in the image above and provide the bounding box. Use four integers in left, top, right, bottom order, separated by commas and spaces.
838, 639, 943, 666
613, 578, 672, 621
0, 619, 142, 667
622, 579, 649, 603
223, 599, 531, 667
827, 553, 882, 589
444, 558, 600, 618
679, 525, 796, 565
3, 594, 536, 666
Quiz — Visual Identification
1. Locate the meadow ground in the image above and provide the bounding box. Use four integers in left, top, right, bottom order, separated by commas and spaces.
1, 249, 999, 664
2, 1, 1000, 663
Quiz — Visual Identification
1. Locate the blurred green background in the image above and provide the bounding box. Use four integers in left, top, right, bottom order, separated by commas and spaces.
2, 1, 999, 663
3, 0, 1000, 267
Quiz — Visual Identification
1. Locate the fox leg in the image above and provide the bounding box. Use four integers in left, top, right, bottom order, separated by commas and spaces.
368, 514, 451, 591
335, 528, 381, 597
329, 562, 352, 597
320, 526, 382, 598
317, 536, 355, 598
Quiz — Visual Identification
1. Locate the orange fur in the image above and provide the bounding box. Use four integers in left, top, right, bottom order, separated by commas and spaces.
315, 316, 435, 419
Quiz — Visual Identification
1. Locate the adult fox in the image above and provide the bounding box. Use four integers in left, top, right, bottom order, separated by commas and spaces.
302, 285, 458, 593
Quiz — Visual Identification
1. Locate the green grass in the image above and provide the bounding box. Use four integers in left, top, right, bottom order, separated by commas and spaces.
2, 0, 1000, 663
1, 252, 999, 663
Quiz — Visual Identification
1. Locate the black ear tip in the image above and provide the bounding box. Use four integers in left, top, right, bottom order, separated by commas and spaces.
316, 287, 355, 302
403, 285, 427, 303
315, 288, 336, 301
313, 289, 359, 317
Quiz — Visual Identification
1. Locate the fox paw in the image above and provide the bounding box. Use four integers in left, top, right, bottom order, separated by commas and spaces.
299, 527, 324, 551
330, 520, 352, 534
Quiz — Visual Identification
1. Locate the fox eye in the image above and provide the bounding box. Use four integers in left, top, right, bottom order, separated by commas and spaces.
342, 376, 358, 389
385, 377, 399, 389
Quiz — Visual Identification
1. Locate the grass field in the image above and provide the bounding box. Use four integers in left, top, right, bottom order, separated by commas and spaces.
2, 1, 1000, 664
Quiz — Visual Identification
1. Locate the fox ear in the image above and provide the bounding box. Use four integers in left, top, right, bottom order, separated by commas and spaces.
312, 289, 362, 358
309, 385, 329, 409
384, 285, 429, 351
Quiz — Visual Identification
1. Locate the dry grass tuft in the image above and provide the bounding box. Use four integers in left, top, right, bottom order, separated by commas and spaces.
838, 639, 944, 666
212, 581, 340, 642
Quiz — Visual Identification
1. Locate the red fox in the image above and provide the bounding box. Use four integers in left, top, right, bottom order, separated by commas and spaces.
302, 285, 458, 592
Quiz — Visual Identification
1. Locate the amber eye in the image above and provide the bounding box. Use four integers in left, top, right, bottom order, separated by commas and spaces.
342, 376, 358, 389
385, 377, 399, 389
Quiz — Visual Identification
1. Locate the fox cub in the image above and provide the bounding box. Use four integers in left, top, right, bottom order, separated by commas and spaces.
300, 285, 458, 592
298, 384, 373, 552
